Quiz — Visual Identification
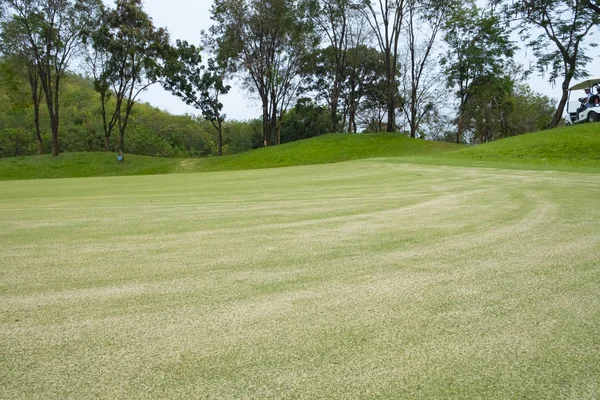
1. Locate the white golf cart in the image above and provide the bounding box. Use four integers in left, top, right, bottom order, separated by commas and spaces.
564, 78, 600, 125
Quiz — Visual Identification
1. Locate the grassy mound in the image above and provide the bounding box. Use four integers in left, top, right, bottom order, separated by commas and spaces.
188, 132, 461, 172
0, 133, 460, 181
1, 124, 599, 181
441, 124, 600, 169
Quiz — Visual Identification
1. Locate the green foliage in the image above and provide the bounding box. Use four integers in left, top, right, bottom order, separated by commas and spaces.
162, 42, 230, 155
210, 0, 319, 145
503, 0, 600, 127
280, 98, 332, 143
440, 3, 516, 142
88, 0, 171, 157
0, 72, 220, 158
0, 0, 100, 156
461, 74, 555, 144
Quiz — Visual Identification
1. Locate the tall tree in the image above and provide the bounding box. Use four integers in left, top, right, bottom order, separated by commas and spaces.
162, 42, 231, 156
504, 0, 600, 128
400, 0, 456, 138
1, 0, 97, 156
440, 4, 516, 143
88, 0, 170, 159
358, 0, 406, 132
210, 0, 318, 147
311, 0, 351, 132
0, 19, 43, 153
345, 44, 385, 132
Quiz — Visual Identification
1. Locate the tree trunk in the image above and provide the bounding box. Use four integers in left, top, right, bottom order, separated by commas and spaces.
30, 81, 43, 155
262, 96, 270, 147
348, 106, 356, 133
50, 115, 59, 156
118, 130, 125, 161
457, 113, 464, 144
101, 93, 111, 152
33, 105, 43, 155
410, 95, 417, 138
270, 96, 278, 146
218, 120, 223, 156
550, 73, 574, 128
385, 50, 396, 132
331, 83, 340, 132
277, 118, 282, 145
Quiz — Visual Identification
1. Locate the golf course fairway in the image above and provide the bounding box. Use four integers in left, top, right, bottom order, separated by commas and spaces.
1, 160, 599, 399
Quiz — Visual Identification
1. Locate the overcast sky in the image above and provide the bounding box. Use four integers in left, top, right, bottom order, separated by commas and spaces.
138, 0, 261, 120
137, 0, 599, 121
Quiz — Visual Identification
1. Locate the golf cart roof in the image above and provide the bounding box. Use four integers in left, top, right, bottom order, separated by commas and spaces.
569, 78, 600, 91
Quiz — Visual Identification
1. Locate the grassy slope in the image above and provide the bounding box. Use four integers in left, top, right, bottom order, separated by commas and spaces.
438, 123, 600, 170
1, 162, 599, 398
0, 152, 179, 180
1, 124, 599, 181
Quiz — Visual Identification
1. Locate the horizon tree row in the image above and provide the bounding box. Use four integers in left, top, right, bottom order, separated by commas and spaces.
0, 0, 597, 157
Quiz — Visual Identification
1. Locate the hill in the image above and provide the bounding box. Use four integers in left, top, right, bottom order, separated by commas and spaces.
0, 72, 219, 158
444, 124, 600, 167
1, 124, 599, 181
0, 133, 461, 180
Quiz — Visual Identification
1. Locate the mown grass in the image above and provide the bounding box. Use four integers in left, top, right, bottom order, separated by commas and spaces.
1, 161, 599, 398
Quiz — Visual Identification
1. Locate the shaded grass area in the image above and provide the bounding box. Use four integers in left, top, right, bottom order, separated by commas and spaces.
1, 161, 599, 398
1, 124, 600, 181
0, 152, 179, 180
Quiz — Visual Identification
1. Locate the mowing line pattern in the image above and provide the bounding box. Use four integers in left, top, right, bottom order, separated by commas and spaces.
1, 161, 599, 399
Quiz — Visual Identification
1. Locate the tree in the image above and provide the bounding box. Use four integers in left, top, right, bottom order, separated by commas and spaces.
280, 97, 332, 142
162, 41, 231, 156
311, 0, 351, 132
1, 0, 97, 156
399, 0, 456, 138
504, 0, 600, 128
440, 4, 516, 143
88, 0, 170, 159
358, 0, 406, 132
585, 0, 600, 14
210, 0, 318, 147
0, 21, 43, 153
461, 74, 554, 143
346, 44, 386, 132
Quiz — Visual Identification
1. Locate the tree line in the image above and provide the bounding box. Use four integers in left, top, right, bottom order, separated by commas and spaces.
0, 0, 598, 158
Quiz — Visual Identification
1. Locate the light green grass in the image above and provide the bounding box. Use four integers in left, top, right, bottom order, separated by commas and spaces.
1, 160, 599, 398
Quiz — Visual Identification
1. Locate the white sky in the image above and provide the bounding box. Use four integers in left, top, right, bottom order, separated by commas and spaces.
138, 0, 261, 120
137, 0, 599, 121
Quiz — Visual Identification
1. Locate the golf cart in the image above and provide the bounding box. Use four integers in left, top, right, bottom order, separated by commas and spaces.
564, 78, 600, 125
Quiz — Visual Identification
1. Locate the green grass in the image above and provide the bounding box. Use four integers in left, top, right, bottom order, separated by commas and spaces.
1, 132, 461, 181
0, 152, 180, 181
2, 125, 600, 181
439, 124, 600, 170
1, 161, 599, 398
